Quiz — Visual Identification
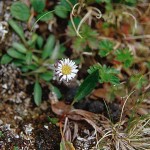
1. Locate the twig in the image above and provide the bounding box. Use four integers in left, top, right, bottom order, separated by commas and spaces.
124, 35, 150, 40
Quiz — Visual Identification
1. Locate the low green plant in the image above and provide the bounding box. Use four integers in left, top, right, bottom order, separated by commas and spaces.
10, 0, 53, 23
47, 116, 59, 125
0, 0, 144, 107
98, 39, 114, 57
73, 70, 99, 104
88, 63, 120, 84
1, 0, 76, 106
1, 19, 65, 105
130, 74, 148, 90
115, 48, 133, 68
67, 24, 99, 52
71, 63, 120, 104
55, 0, 77, 18
13, 146, 19, 150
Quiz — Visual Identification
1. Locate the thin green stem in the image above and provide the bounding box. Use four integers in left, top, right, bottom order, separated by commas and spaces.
31, 10, 55, 32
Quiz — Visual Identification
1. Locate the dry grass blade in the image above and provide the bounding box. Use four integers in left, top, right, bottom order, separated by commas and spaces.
95, 113, 150, 150
49, 82, 150, 150
119, 90, 135, 124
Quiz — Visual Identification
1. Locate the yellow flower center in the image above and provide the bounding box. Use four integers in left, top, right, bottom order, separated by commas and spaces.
62, 65, 72, 75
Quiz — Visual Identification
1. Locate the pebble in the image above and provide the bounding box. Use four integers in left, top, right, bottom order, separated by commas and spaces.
44, 125, 49, 129
0, 119, 3, 125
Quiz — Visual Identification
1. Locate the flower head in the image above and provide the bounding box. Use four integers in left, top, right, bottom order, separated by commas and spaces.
54, 58, 78, 83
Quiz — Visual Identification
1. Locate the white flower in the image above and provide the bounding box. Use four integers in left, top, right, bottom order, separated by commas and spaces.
54, 58, 78, 83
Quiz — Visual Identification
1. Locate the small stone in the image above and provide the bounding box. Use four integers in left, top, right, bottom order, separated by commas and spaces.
0, 119, 3, 125
44, 125, 49, 129
24, 124, 34, 135
2, 84, 7, 89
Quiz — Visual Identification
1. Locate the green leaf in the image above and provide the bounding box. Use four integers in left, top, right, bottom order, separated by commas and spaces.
74, 70, 99, 103
98, 40, 114, 57
66, 0, 78, 5
60, 142, 66, 150
146, 61, 150, 69
55, 5, 69, 18
1, 54, 13, 64
36, 35, 44, 49
96, 0, 112, 3
31, 0, 46, 13
105, 3, 113, 11
47, 116, 59, 124
32, 54, 39, 64
42, 35, 55, 59
57, 45, 66, 59
10, 2, 30, 21
12, 60, 25, 67
27, 33, 38, 47
72, 37, 87, 51
13, 146, 19, 150
115, 49, 133, 68
24, 67, 46, 75
34, 81, 42, 106
69, 25, 99, 51
99, 65, 120, 85
60, 141, 75, 150
130, 74, 148, 89
37, 11, 54, 21
60, 0, 73, 10
21, 64, 38, 72
51, 86, 62, 99
7, 48, 25, 60
67, 17, 81, 36
12, 42, 27, 53
87, 63, 101, 74
88, 64, 120, 85
8, 19, 26, 42
26, 51, 32, 65
31, 10, 54, 31
39, 71, 53, 81
125, 0, 137, 6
